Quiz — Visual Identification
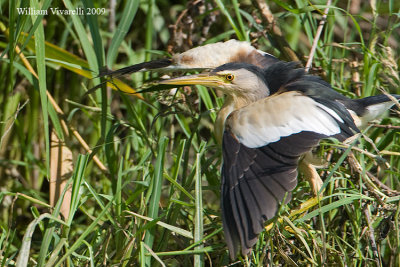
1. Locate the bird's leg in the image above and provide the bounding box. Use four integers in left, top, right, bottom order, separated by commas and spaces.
298, 151, 325, 196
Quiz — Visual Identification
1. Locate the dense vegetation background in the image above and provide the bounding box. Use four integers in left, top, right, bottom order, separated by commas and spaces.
1, 0, 400, 266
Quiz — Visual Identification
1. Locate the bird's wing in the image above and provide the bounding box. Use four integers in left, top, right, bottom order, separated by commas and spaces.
228, 91, 354, 148
221, 90, 357, 257
221, 130, 322, 257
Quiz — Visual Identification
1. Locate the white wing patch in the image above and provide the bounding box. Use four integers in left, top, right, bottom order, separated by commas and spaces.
227, 91, 342, 148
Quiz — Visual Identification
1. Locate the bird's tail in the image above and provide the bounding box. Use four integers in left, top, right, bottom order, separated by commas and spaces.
352, 94, 400, 127
356, 94, 400, 107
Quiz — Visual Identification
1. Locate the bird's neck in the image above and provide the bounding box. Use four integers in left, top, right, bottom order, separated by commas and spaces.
214, 94, 261, 144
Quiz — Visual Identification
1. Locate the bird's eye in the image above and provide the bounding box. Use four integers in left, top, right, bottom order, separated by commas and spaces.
225, 74, 234, 81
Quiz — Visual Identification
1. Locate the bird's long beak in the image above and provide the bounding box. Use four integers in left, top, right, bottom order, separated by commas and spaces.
160, 73, 224, 87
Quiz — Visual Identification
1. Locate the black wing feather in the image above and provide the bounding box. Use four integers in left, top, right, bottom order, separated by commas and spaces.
222, 131, 325, 258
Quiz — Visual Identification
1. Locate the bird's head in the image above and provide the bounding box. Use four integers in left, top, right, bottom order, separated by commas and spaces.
160, 63, 270, 102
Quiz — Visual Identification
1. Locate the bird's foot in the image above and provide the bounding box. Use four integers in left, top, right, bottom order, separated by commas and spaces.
299, 155, 324, 196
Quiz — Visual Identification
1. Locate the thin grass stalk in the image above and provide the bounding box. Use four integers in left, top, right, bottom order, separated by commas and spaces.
194, 153, 204, 267
305, 0, 332, 72
144, 0, 155, 65
115, 159, 124, 255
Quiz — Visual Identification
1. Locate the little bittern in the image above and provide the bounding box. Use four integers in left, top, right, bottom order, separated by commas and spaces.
101, 40, 400, 259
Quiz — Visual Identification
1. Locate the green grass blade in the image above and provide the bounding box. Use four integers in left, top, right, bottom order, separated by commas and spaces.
197, 85, 216, 122
143, 136, 168, 266
43, 238, 67, 267
37, 179, 75, 267
16, 214, 67, 267
214, 0, 244, 40
81, 0, 105, 67
297, 195, 373, 222
363, 62, 380, 97
16, 0, 53, 54
144, 0, 155, 62
194, 152, 204, 267
114, 159, 124, 253
127, 211, 193, 239
84, 181, 115, 224
81, 0, 108, 142
164, 173, 194, 201
54, 200, 114, 267
31, 0, 50, 179
106, 0, 139, 67
66, 154, 89, 226
231, 0, 248, 41
148, 247, 215, 256
62, 0, 99, 83
6, 0, 15, 96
